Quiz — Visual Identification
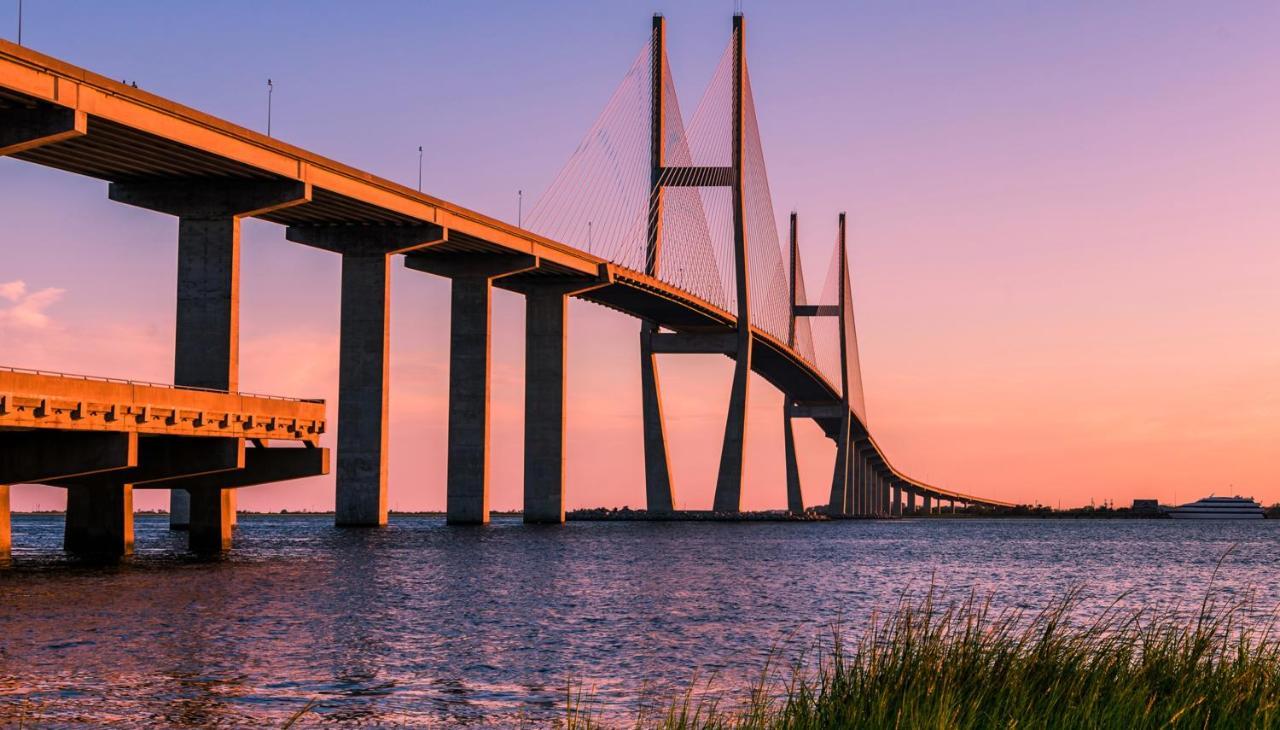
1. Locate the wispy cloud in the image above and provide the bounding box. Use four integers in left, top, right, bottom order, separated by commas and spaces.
0, 280, 66, 329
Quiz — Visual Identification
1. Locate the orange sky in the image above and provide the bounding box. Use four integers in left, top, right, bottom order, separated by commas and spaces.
2, 2, 1277, 511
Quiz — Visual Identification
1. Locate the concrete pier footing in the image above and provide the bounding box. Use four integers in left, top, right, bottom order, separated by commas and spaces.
64, 483, 133, 558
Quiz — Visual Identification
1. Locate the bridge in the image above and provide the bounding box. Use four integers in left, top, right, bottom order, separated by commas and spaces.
0, 15, 1011, 561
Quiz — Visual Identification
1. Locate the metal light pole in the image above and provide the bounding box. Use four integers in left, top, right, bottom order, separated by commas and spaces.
517, 189, 522, 227
266, 79, 274, 137
17, 0, 22, 46
417, 146, 423, 192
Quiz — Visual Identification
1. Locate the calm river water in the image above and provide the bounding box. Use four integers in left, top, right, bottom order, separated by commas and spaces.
2, 515, 1278, 726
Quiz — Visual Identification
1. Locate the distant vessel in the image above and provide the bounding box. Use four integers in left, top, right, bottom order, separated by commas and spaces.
1170, 496, 1265, 520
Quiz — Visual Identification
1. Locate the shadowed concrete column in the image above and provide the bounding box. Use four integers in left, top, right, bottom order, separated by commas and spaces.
783, 401, 803, 514
881, 473, 891, 517
286, 224, 443, 527
827, 414, 850, 517
336, 253, 390, 525
448, 274, 493, 524
64, 483, 133, 558
189, 488, 233, 555
640, 323, 676, 515
923, 493, 933, 514
907, 489, 917, 514
505, 272, 610, 525
109, 179, 309, 531
404, 253, 536, 526
892, 482, 902, 516
523, 289, 571, 524
170, 215, 240, 530
842, 441, 855, 516
0, 485, 9, 564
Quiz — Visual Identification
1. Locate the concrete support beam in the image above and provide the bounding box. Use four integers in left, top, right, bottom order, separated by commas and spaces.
404, 253, 537, 525
47, 437, 243, 488
792, 402, 845, 419
0, 485, 9, 565
647, 331, 737, 355
0, 431, 136, 484
783, 401, 802, 514
142, 446, 329, 491
640, 322, 675, 515
64, 482, 133, 559
0, 105, 86, 156
109, 178, 310, 530
189, 487, 233, 555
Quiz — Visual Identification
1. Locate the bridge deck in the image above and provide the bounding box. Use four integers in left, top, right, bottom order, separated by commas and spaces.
0, 368, 325, 445
0, 39, 1008, 510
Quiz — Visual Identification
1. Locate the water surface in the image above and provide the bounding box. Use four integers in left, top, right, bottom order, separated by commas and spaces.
2, 515, 1277, 726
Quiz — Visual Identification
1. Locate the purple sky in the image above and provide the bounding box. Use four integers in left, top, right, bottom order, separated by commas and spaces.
2, 1, 1278, 511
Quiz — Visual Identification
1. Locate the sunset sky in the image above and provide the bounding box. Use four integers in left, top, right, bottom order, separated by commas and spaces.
2, 1, 1277, 512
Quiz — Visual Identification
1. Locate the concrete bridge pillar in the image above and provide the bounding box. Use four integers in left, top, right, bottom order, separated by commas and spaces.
404, 253, 536, 525
518, 277, 604, 525
882, 473, 892, 517
108, 180, 309, 531
0, 485, 10, 564
448, 274, 498, 525
827, 415, 851, 517
286, 224, 443, 527
189, 487, 234, 555
892, 482, 902, 516
907, 489, 918, 514
523, 289, 568, 523
335, 252, 391, 526
783, 401, 803, 514
64, 483, 133, 559
640, 323, 676, 515
923, 493, 933, 515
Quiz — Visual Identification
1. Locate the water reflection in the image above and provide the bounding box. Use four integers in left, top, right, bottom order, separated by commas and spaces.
1, 516, 1278, 725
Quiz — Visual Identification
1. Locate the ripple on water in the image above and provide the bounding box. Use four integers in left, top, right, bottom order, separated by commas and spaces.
1, 515, 1278, 725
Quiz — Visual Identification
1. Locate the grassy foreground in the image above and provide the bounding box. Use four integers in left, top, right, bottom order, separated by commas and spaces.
566, 587, 1280, 729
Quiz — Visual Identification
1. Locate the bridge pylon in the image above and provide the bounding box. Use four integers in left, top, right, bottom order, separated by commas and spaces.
640, 14, 753, 514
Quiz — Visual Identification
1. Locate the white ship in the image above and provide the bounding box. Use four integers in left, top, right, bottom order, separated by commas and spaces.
1169, 495, 1265, 520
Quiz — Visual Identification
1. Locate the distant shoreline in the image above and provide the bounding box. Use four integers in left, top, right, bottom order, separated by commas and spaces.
12, 507, 1276, 519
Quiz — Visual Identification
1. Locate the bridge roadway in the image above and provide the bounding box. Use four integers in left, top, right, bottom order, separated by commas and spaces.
0, 38, 1011, 541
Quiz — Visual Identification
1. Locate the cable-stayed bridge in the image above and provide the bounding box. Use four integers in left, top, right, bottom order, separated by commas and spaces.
0, 16, 1010, 560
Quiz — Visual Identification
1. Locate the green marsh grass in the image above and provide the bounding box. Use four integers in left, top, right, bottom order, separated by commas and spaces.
567, 582, 1280, 728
